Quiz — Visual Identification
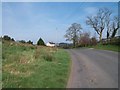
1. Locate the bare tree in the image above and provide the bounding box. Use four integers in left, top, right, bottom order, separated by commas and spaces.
105, 9, 112, 39
64, 23, 82, 47
86, 8, 111, 42
111, 16, 120, 38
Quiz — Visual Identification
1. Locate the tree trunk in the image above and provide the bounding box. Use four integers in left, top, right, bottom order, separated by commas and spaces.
107, 31, 109, 39
73, 40, 76, 48
111, 29, 118, 38
107, 31, 109, 43
99, 33, 102, 42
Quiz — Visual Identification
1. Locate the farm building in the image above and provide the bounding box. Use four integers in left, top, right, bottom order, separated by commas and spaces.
46, 42, 55, 47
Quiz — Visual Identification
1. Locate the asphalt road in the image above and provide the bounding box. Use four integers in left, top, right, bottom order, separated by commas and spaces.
67, 48, 118, 88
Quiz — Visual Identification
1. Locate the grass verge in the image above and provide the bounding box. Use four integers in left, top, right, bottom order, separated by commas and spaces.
2, 41, 70, 88
87, 44, 120, 52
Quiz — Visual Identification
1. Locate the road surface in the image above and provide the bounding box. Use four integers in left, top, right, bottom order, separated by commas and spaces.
67, 48, 118, 88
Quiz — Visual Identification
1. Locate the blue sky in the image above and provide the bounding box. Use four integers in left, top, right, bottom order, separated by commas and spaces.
2, 2, 118, 44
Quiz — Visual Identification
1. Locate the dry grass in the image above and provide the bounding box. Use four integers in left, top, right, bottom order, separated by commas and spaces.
2, 41, 70, 88
19, 55, 31, 64
34, 49, 41, 59
3, 63, 34, 77
34, 46, 57, 61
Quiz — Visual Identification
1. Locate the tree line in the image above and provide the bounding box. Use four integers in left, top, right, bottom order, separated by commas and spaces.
65, 8, 120, 47
1, 35, 46, 46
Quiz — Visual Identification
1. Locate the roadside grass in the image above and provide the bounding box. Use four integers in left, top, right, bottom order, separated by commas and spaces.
2, 41, 70, 88
87, 44, 120, 52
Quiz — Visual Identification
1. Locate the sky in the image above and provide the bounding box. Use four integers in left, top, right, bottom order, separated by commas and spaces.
1, 0, 120, 2
2, 2, 118, 44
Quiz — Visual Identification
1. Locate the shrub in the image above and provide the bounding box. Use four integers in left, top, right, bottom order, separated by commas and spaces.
34, 47, 54, 61
27, 40, 33, 45
3, 35, 11, 41
42, 53, 53, 62
90, 37, 97, 46
2, 35, 15, 41
19, 40, 26, 43
79, 32, 91, 47
110, 37, 120, 45
30, 46, 35, 49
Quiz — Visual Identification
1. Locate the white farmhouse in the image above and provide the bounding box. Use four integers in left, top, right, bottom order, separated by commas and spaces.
46, 42, 55, 47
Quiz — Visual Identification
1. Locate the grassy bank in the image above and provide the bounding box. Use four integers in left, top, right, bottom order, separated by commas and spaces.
87, 44, 120, 52
2, 41, 70, 88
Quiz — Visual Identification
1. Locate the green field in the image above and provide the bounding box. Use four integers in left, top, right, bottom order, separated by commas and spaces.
87, 44, 120, 52
2, 41, 70, 88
